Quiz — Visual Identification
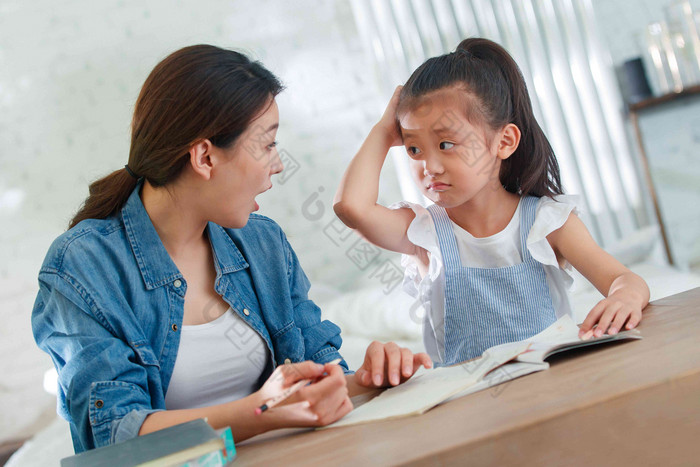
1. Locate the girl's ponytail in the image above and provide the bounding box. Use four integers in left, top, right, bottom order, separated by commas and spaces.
400, 37, 563, 198
456, 38, 562, 198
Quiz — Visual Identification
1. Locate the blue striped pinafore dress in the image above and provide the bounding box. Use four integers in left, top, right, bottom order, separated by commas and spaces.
427, 196, 557, 366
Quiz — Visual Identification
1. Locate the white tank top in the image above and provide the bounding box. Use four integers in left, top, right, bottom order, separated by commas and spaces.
164, 308, 270, 410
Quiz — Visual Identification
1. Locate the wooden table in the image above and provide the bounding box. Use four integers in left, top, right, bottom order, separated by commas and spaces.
235, 288, 700, 466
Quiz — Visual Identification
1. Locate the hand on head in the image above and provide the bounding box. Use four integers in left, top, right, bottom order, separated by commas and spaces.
354, 341, 433, 388
376, 85, 404, 148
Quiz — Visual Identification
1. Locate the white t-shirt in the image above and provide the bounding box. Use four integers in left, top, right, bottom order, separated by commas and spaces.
164, 308, 270, 410
391, 195, 580, 364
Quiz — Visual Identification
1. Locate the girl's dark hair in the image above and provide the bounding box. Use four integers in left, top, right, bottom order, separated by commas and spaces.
398, 37, 562, 198
69, 44, 284, 229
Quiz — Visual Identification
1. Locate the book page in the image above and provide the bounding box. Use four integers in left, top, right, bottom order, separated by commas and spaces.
324, 341, 531, 429
513, 315, 642, 364
442, 361, 550, 404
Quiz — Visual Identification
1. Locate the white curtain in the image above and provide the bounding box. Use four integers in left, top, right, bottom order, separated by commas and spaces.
350, 0, 652, 247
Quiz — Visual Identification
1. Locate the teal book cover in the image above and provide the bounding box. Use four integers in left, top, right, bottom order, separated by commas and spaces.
60, 419, 225, 467
182, 427, 236, 466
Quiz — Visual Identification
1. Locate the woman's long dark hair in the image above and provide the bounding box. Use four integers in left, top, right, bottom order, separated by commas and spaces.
69, 45, 284, 229
398, 37, 562, 198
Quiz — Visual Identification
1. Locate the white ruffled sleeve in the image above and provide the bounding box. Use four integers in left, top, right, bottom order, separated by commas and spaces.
388, 201, 443, 299
526, 194, 581, 289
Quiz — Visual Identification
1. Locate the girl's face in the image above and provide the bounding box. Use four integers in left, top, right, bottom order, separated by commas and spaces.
209, 99, 282, 228
399, 89, 504, 209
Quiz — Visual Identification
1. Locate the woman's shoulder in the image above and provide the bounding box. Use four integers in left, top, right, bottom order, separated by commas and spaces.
40, 216, 126, 275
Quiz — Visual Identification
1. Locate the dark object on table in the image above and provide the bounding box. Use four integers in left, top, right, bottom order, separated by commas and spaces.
620, 57, 653, 105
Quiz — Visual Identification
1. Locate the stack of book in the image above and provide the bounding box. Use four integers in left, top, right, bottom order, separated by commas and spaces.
60, 419, 235, 467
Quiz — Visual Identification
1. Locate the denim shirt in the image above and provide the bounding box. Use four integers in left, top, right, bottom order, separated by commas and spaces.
31, 181, 349, 453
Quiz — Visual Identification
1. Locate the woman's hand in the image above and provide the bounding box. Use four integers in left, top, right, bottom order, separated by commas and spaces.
257, 361, 353, 426
579, 290, 644, 339
354, 341, 433, 388
374, 85, 404, 148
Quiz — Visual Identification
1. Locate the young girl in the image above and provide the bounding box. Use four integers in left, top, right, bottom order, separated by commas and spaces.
334, 38, 650, 367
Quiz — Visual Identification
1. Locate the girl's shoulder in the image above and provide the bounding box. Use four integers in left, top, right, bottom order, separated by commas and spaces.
388, 201, 442, 290
531, 194, 581, 233
387, 195, 581, 244
389, 201, 436, 237
528, 194, 582, 271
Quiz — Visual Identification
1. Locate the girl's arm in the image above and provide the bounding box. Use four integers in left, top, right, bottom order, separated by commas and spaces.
546, 213, 650, 338
334, 86, 418, 255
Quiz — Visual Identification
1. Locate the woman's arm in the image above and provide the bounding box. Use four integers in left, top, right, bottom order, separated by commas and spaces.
33, 273, 163, 451
139, 390, 268, 439
143, 340, 434, 436
141, 361, 352, 439
33, 273, 352, 450
546, 212, 650, 338
334, 86, 418, 255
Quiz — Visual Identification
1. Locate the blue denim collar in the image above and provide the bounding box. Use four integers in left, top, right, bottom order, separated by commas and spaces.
121, 180, 248, 290
206, 222, 249, 275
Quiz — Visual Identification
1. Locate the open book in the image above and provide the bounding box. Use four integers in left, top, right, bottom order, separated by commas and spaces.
325, 315, 642, 429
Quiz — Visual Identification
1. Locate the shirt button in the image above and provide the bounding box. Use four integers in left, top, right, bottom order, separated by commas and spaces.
95, 400, 104, 408
171, 323, 178, 332
284, 358, 292, 364
173, 279, 182, 288
243, 308, 250, 316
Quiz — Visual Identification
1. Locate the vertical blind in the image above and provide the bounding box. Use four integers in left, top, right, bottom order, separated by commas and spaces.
349, 0, 651, 247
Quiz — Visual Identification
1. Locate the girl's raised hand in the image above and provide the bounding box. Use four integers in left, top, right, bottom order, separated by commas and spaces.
354, 341, 433, 388
376, 85, 404, 148
578, 291, 644, 339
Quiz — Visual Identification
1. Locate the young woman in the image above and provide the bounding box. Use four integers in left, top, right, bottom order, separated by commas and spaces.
32, 45, 431, 453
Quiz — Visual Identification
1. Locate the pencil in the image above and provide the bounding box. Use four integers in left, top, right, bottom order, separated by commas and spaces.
255, 358, 342, 415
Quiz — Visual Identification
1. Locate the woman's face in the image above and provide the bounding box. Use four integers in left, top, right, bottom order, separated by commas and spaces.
209, 99, 282, 228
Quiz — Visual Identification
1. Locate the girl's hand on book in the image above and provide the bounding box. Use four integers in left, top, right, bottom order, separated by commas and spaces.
579, 291, 643, 339
354, 341, 433, 388
375, 85, 404, 148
